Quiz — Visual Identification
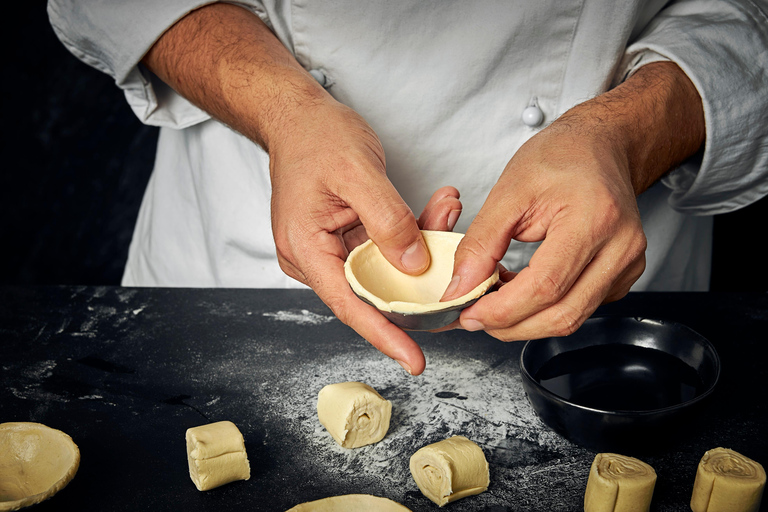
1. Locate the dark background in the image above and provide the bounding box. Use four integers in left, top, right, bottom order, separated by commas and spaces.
4, 2, 767, 290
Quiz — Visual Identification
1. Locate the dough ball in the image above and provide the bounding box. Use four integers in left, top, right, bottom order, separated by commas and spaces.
185, 420, 250, 491
409, 435, 489, 507
690, 447, 765, 512
317, 382, 392, 449
0, 422, 80, 511
584, 453, 656, 512
285, 494, 411, 511
344, 230, 499, 314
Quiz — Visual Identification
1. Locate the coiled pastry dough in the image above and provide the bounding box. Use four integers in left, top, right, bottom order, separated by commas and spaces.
584, 453, 657, 512
409, 435, 489, 507
690, 447, 765, 512
317, 382, 392, 448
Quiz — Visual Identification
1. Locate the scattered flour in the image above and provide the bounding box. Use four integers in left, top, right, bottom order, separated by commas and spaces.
247, 347, 580, 507
263, 309, 336, 326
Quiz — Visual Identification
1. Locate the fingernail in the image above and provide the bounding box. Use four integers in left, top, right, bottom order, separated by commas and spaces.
442, 275, 460, 300
463, 319, 485, 332
401, 241, 428, 272
447, 209, 461, 231
396, 359, 413, 375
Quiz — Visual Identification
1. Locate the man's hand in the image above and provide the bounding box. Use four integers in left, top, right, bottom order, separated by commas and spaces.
268, 96, 462, 375
142, 3, 464, 374
443, 62, 705, 341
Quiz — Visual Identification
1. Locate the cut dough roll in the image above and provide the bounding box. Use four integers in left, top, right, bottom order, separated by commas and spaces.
317, 382, 392, 449
409, 435, 489, 507
0, 422, 80, 512
584, 453, 657, 512
186, 421, 250, 491
286, 494, 411, 511
690, 447, 765, 512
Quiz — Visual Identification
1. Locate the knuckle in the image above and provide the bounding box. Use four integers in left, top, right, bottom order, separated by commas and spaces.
547, 303, 586, 337
530, 269, 567, 306
366, 203, 416, 245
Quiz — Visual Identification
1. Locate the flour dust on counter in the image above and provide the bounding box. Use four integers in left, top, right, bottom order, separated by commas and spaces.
262, 309, 336, 326
256, 347, 587, 507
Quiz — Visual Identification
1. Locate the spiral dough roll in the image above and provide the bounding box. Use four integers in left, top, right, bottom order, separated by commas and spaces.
690, 447, 765, 512
317, 382, 392, 448
583, 453, 657, 512
409, 435, 489, 507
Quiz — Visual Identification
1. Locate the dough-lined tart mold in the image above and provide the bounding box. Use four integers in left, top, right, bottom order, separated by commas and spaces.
0, 422, 80, 511
344, 230, 499, 330
286, 494, 411, 511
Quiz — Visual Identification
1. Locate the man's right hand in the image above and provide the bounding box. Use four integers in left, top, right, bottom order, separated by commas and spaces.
142, 3, 461, 375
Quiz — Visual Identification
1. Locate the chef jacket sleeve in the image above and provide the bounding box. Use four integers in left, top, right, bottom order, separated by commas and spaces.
616, 0, 768, 215
46, 0, 279, 129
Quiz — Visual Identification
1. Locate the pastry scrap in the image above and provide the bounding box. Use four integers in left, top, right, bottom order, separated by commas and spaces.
317, 381, 392, 449
286, 494, 411, 511
409, 435, 489, 507
185, 420, 250, 491
0, 422, 80, 512
584, 453, 657, 512
690, 447, 765, 512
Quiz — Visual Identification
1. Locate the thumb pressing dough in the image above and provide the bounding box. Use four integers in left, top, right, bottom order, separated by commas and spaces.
186, 421, 250, 491
286, 494, 411, 511
584, 453, 657, 512
690, 447, 765, 512
317, 382, 392, 448
409, 435, 489, 507
0, 422, 80, 512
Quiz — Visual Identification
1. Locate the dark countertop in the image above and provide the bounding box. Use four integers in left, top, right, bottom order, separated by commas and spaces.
1, 287, 766, 511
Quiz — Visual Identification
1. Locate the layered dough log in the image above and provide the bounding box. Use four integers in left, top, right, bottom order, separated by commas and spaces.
186, 421, 250, 491
691, 447, 765, 512
317, 382, 392, 448
584, 453, 657, 512
286, 494, 411, 511
409, 435, 489, 507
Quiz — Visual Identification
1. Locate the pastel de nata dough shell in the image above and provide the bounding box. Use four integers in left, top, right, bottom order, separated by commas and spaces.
690, 447, 765, 512
317, 382, 392, 449
344, 231, 499, 330
0, 422, 80, 512
583, 453, 657, 512
286, 494, 411, 511
409, 435, 490, 507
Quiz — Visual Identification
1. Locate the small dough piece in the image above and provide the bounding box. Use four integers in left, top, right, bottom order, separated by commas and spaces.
286, 494, 411, 511
0, 422, 80, 512
409, 435, 489, 507
317, 382, 392, 449
690, 447, 765, 512
186, 421, 250, 491
584, 453, 657, 512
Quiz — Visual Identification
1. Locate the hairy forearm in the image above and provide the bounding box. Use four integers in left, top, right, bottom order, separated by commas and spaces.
141, 2, 327, 150
558, 61, 705, 195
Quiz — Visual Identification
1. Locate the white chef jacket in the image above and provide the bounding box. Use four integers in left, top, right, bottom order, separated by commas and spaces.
48, 0, 768, 290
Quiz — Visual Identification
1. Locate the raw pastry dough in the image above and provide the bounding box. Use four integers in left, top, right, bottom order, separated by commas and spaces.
409, 435, 489, 507
186, 421, 250, 491
317, 382, 392, 448
0, 422, 80, 512
583, 453, 657, 512
690, 447, 765, 512
286, 494, 411, 511
344, 230, 499, 314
